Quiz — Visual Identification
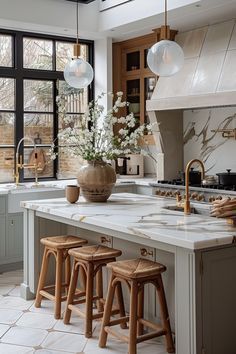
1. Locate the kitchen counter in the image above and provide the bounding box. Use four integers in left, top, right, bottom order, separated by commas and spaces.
0, 177, 155, 195
20, 192, 236, 354
21, 193, 235, 250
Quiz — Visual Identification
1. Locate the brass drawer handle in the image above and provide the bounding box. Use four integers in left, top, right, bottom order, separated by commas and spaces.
100, 236, 111, 244
140, 248, 153, 257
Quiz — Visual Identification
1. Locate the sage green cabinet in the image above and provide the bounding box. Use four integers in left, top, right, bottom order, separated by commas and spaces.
0, 196, 6, 215
7, 213, 23, 261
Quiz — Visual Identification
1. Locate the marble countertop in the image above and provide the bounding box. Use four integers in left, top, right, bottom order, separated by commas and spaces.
0, 178, 155, 195
21, 193, 236, 251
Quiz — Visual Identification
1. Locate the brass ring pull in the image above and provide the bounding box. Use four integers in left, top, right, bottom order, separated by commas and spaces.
140, 248, 154, 257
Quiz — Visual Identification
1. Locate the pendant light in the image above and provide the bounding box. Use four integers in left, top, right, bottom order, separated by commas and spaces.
64, 0, 94, 89
147, 0, 184, 77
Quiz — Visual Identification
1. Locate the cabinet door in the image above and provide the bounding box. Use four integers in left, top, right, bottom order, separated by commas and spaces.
0, 196, 6, 215
112, 237, 155, 319
7, 214, 23, 261
202, 247, 236, 354
0, 215, 6, 261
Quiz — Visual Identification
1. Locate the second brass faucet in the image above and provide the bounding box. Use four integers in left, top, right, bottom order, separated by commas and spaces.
184, 159, 205, 215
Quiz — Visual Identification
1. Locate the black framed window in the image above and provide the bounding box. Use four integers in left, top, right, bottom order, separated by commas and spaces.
0, 29, 94, 183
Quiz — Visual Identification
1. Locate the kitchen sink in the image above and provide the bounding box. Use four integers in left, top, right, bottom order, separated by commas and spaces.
163, 204, 211, 216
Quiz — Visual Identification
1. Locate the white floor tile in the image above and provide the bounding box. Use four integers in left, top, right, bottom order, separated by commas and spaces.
35, 349, 74, 354
0, 296, 33, 311
53, 314, 95, 335
8, 285, 21, 297
1, 326, 48, 347
16, 312, 57, 330
0, 343, 34, 354
29, 300, 66, 317
42, 331, 87, 353
0, 324, 10, 338
0, 285, 15, 296
0, 270, 23, 285
0, 308, 23, 325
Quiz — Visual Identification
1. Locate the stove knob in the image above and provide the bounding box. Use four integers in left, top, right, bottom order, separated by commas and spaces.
216, 195, 222, 200
209, 196, 216, 203
165, 191, 171, 197
174, 190, 181, 196
191, 192, 198, 199
169, 191, 173, 197
160, 191, 166, 196
156, 190, 161, 196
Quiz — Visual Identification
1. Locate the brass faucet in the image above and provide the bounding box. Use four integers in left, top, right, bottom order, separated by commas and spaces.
184, 159, 205, 215
14, 137, 39, 186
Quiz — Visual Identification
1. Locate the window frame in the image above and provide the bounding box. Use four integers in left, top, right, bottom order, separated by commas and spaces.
0, 29, 94, 183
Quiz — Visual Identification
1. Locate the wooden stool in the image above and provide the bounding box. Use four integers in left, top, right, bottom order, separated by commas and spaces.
99, 258, 175, 354
64, 244, 126, 338
35, 235, 88, 319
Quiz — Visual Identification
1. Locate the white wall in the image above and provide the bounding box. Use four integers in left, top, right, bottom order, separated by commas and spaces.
98, 0, 199, 31
0, 0, 99, 38
184, 107, 236, 175
94, 37, 113, 112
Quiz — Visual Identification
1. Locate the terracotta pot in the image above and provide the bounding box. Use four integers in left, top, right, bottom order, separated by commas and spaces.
77, 160, 116, 202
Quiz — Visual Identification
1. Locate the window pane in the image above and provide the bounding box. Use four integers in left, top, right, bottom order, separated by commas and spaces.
24, 113, 53, 145
23, 147, 54, 179
56, 42, 88, 71
0, 113, 15, 145
0, 34, 13, 67
24, 80, 53, 112
0, 78, 15, 110
57, 148, 83, 179
23, 37, 53, 70
0, 148, 14, 182
58, 80, 87, 113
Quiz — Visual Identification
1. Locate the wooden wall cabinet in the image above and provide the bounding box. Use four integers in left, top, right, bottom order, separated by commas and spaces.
113, 30, 177, 145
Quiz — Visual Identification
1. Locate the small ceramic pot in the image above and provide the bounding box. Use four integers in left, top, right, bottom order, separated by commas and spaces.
66, 185, 80, 203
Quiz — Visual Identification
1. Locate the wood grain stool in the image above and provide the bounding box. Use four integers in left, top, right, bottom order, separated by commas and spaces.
35, 235, 88, 319
99, 258, 175, 354
64, 245, 126, 338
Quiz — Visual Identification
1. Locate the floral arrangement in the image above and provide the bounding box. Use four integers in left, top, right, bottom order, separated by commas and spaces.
51, 91, 154, 162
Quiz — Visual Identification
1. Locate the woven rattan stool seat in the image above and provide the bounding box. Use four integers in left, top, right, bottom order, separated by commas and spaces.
69, 245, 122, 261
107, 258, 166, 279
40, 235, 87, 249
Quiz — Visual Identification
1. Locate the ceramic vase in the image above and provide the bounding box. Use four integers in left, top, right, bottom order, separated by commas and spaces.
77, 160, 116, 202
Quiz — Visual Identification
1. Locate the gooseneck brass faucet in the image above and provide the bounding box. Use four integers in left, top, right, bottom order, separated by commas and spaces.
184, 159, 205, 215
14, 137, 39, 186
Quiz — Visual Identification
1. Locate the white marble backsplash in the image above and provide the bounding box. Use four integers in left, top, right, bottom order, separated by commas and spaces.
184, 106, 236, 175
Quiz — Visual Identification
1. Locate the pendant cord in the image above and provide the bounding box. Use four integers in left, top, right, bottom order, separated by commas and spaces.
165, 0, 167, 39
76, 0, 79, 45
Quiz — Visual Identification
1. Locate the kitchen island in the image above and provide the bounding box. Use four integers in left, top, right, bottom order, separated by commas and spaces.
21, 193, 236, 354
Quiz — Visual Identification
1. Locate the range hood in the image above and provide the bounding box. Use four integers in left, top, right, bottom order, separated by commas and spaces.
147, 19, 236, 112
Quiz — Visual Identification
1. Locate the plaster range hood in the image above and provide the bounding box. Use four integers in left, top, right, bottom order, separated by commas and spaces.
146, 19, 236, 112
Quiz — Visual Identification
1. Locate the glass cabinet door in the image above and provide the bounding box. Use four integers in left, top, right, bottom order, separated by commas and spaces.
126, 78, 140, 123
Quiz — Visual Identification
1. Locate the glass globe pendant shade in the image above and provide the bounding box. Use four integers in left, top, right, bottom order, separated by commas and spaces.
64, 57, 94, 89
147, 39, 184, 77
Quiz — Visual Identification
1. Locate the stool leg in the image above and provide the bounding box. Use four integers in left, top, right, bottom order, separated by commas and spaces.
137, 285, 144, 335
116, 281, 127, 329
55, 249, 63, 319
85, 262, 94, 338
64, 260, 79, 324
129, 280, 138, 354
99, 274, 116, 348
80, 266, 87, 292
96, 268, 104, 313
35, 247, 50, 308
156, 275, 175, 353
65, 253, 71, 295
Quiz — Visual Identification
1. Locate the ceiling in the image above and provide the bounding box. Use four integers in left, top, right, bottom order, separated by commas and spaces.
109, 0, 236, 41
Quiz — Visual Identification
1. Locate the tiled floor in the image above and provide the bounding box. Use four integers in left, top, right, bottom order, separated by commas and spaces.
0, 270, 167, 354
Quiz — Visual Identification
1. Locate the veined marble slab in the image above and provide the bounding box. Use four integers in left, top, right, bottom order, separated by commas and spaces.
21, 193, 236, 250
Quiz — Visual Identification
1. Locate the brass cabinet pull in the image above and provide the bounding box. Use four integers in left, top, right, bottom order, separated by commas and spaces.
100, 236, 111, 244
140, 248, 154, 257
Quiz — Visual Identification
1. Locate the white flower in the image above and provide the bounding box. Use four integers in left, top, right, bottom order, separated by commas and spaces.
116, 91, 123, 97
